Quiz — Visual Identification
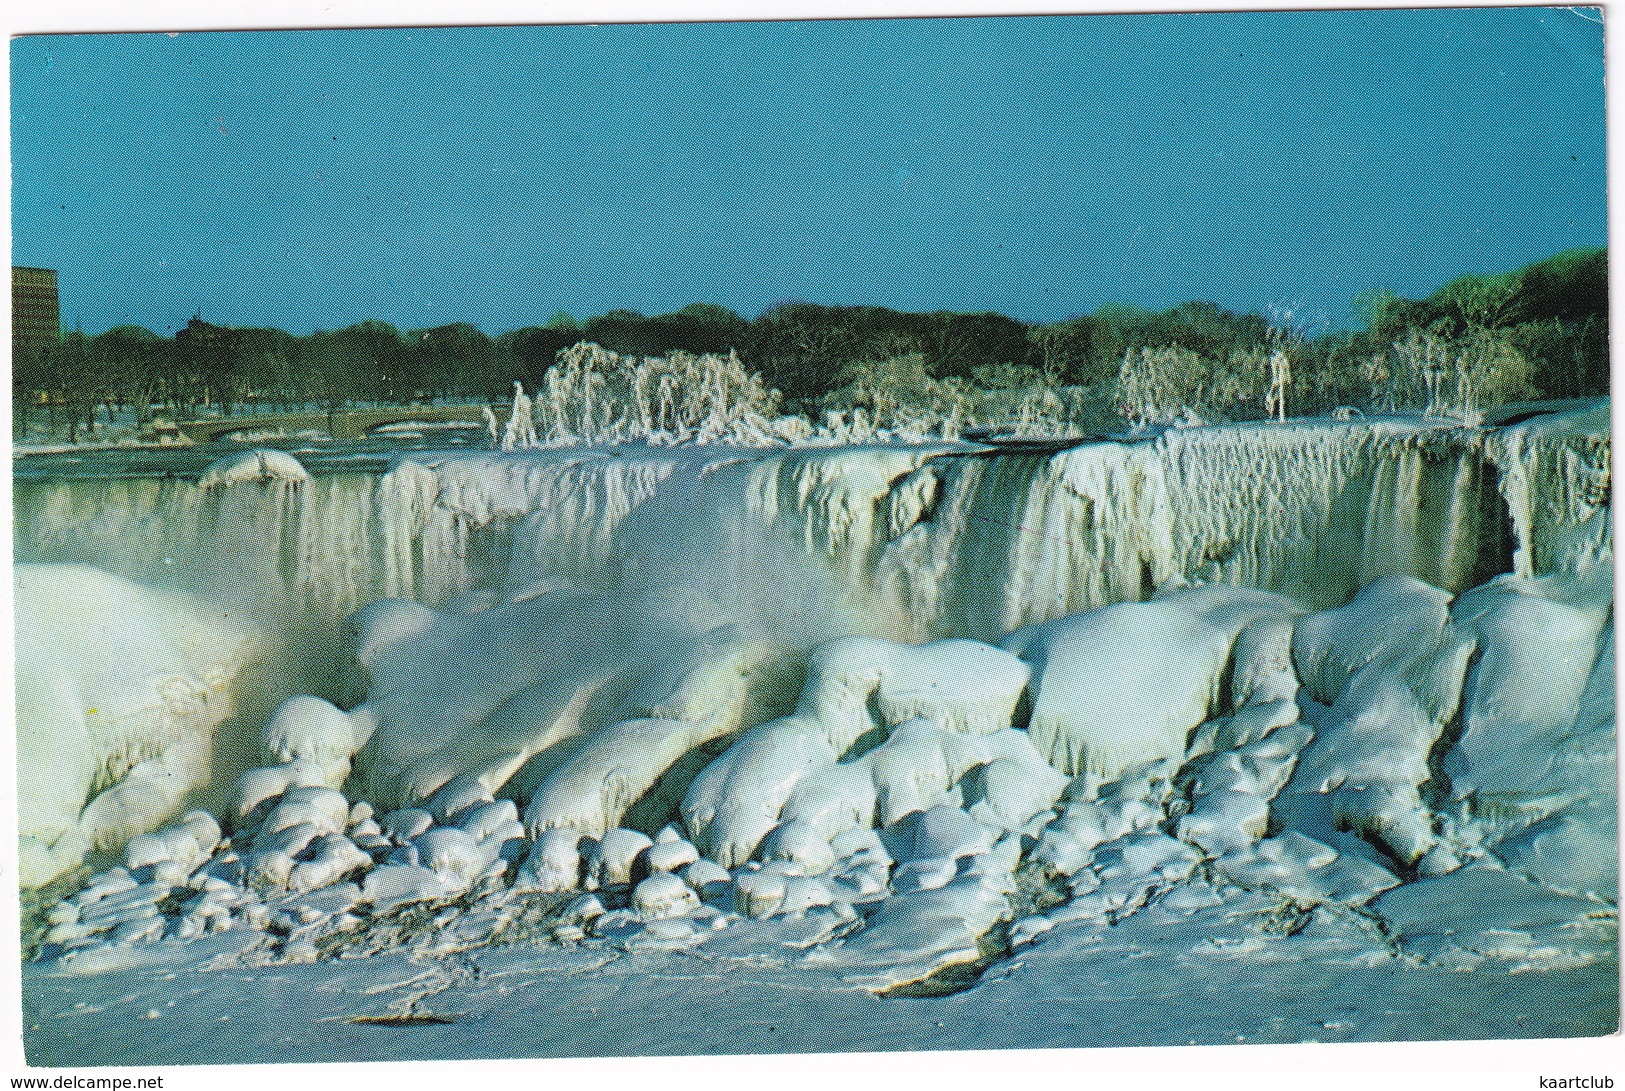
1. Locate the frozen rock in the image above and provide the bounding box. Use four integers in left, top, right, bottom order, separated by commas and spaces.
112, 918, 165, 946
77, 881, 169, 927
1177, 790, 1271, 856
585, 828, 653, 888
413, 827, 486, 886
1003, 598, 1235, 778
246, 850, 297, 892
891, 858, 958, 894
1215, 831, 1397, 906
777, 874, 838, 915
831, 859, 891, 900
864, 721, 965, 824
379, 808, 434, 843
1089, 833, 1200, 885
962, 746, 1070, 831
646, 837, 700, 873
1189, 697, 1303, 760
732, 869, 788, 919
178, 811, 222, 856
262, 696, 376, 787
1449, 569, 1612, 808
808, 871, 1011, 991
426, 774, 495, 825
1228, 612, 1303, 708
632, 873, 700, 920
525, 718, 710, 840
350, 818, 384, 841
866, 637, 1030, 735
288, 834, 371, 894
457, 799, 520, 840
683, 716, 840, 867
680, 859, 733, 903
830, 827, 891, 865
122, 834, 173, 872
234, 760, 328, 820
264, 786, 350, 837
1031, 825, 1094, 877
478, 819, 527, 866
1291, 575, 1453, 706
361, 865, 457, 910
563, 893, 606, 924
776, 761, 881, 845
759, 819, 836, 874
198, 448, 310, 488
909, 806, 996, 862
348, 587, 737, 812
1053, 802, 1111, 850
254, 820, 324, 860
515, 828, 585, 893
1285, 604, 1475, 867
1009, 914, 1055, 950
345, 599, 437, 681
1372, 862, 1613, 966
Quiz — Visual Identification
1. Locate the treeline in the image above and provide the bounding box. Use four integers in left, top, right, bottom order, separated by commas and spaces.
12, 247, 1607, 438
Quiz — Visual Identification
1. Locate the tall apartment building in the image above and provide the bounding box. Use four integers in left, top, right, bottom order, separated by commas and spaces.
12, 266, 61, 357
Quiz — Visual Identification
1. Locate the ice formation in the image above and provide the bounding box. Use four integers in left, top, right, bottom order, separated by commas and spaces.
16, 401, 1616, 1013
1002, 586, 1298, 778
19, 409, 1588, 641
198, 447, 311, 489
16, 565, 272, 886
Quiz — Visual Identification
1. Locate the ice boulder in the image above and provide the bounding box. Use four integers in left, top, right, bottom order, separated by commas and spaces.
632, 873, 700, 920
198, 448, 310, 488
515, 828, 587, 893
682, 716, 839, 867
1002, 598, 1236, 778
1283, 579, 1478, 868
1448, 567, 1612, 798
1290, 575, 1452, 706
524, 718, 724, 841
802, 637, 1030, 737
262, 696, 378, 788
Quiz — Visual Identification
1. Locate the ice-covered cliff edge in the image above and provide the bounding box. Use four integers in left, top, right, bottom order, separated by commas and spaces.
15, 405, 1607, 645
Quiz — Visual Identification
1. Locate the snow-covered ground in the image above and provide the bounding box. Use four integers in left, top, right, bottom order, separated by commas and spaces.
11, 404, 1617, 1075
19, 901, 1615, 1063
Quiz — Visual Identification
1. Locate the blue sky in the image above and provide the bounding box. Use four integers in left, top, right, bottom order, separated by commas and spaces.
10, 8, 1607, 336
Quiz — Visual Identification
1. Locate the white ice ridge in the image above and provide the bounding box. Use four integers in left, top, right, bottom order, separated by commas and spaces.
16, 564, 272, 887
16, 406, 1611, 646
